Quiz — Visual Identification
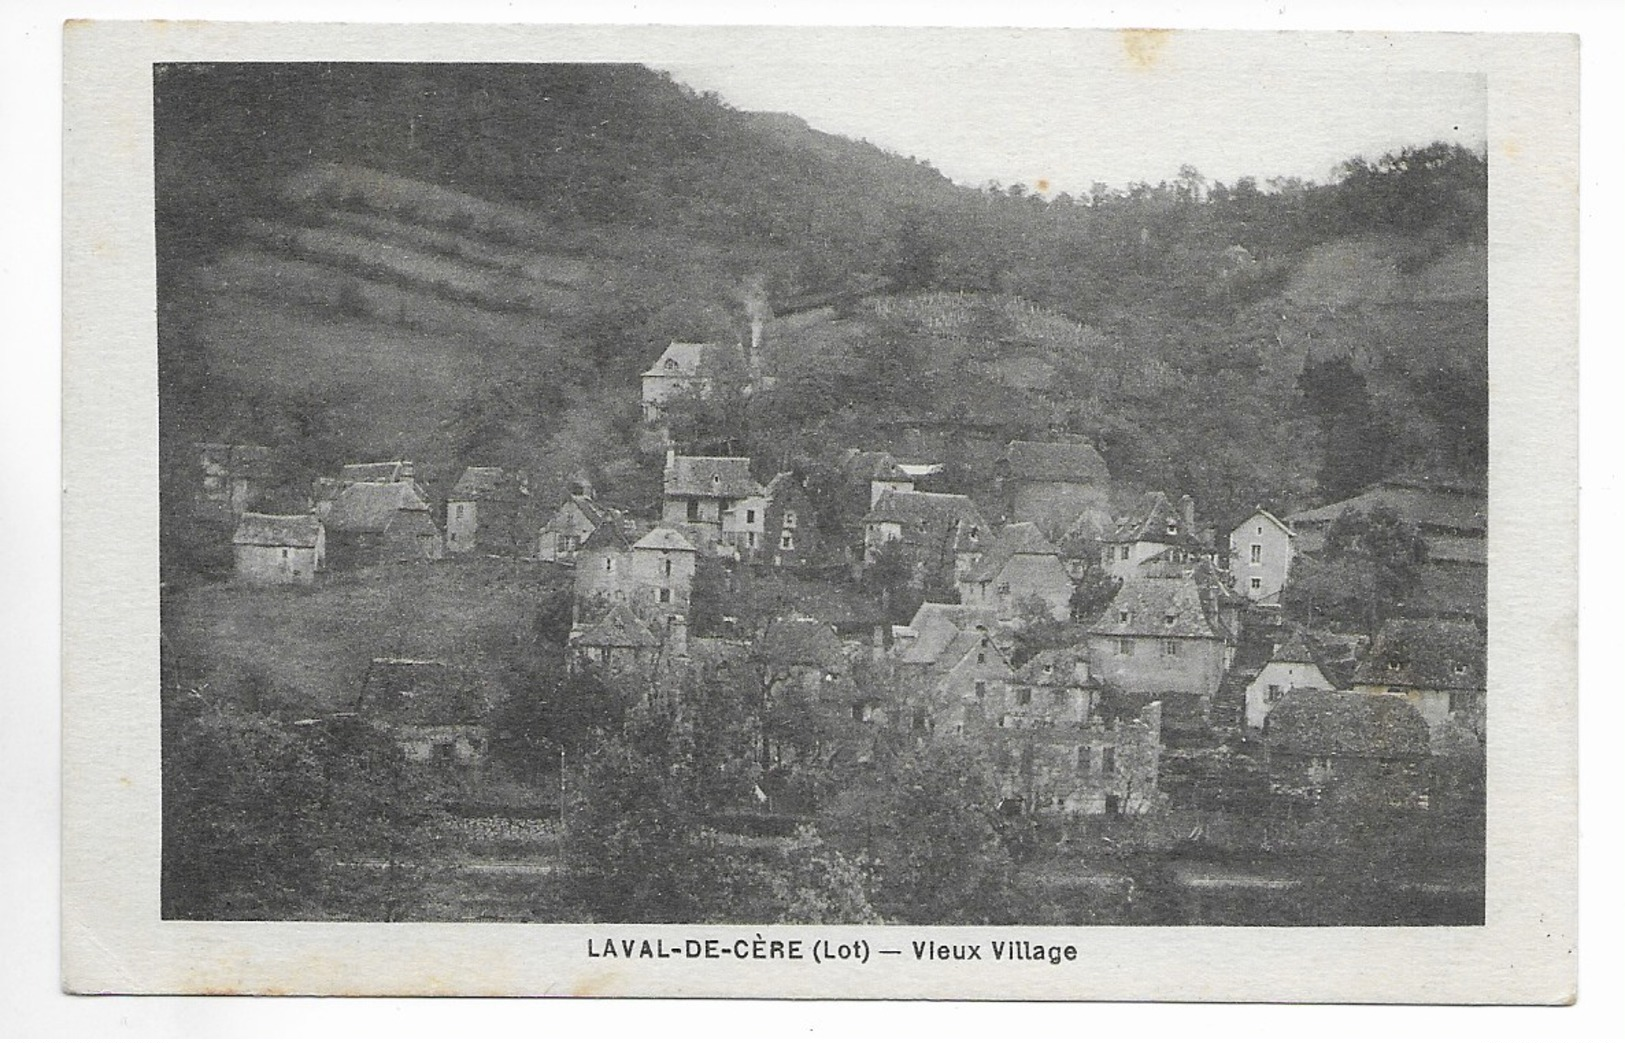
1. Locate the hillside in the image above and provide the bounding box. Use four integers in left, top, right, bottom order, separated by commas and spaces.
157, 63, 1486, 533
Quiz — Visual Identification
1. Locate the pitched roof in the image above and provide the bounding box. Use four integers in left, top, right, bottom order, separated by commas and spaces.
1108, 491, 1204, 546
963, 522, 1063, 583
358, 658, 483, 727
1266, 689, 1431, 758
938, 630, 1015, 678
1271, 630, 1321, 666
760, 616, 846, 668
864, 490, 989, 548
1000, 440, 1110, 484
1233, 507, 1295, 538
842, 449, 911, 483
339, 460, 414, 484
641, 341, 718, 379
897, 602, 1005, 665
633, 526, 697, 553
323, 481, 434, 533
1351, 619, 1486, 691
572, 604, 659, 649
449, 466, 526, 502
1015, 646, 1094, 686
232, 512, 322, 548
1089, 575, 1230, 641
1285, 481, 1486, 534
664, 455, 762, 499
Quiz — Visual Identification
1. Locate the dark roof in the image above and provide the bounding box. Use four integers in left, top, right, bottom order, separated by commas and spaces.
1015, 646, 1094, 686
633, 526, 697, 553
664, 455, 762, 499
1267, 689, 1431, 758
842, 449, 912, 483
864, 490, 989, 551
1271, 631, 1321, 666
572, 604, 659, 649
232, 512, 322, 548
1286, 481, 1486, 535
1000, 440, 1109, 484
760, 617, 846, 668
1108, 491, 1205, 548
339, 460, 415, 484
1089, 575, 1230, 641
1407, 564, 1488, 620
1351, 619, 1486, 690
449, 466, 526, 502
963, 522, 1063, 583
358, 658, 483, 726
323, 481, 434, 533
898, 602, 1005, 665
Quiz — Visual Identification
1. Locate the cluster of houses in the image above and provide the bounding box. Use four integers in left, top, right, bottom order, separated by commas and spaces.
196, 335, 1488, 814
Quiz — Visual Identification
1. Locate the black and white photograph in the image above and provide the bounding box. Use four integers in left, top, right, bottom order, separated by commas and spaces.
52, 19, 1583, 1004
152, 48, 1490, 929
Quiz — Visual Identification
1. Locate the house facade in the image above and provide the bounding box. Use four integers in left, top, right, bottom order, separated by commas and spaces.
446, 466, 529, 556
986, 703, 1164, 816
196, 442, 275, 518
1242, 632, 1335, 730
640, 341, 717, 423
1086, 572, 1236, 696
995, 439, 1112, 540
1349, 619, 1487, 737
956, 521, 1075, 623
1228, 508, 1295, 605
358, 657, 488, 766
862, 490, 990, 590
661, 451, 764, 552
231, 512, 325, 584
568, 603, 661, 677
758, 472, 819, 567
1101, 491, 1211, 582
537, 489, 627, 564
319, 479, 444, 566
1265, 689, 1431, 808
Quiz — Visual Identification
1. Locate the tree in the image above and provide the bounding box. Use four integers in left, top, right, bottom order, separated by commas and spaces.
1282, 506, 1427, 633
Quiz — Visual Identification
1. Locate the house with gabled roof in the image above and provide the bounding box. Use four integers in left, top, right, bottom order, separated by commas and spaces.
319, 479, 443, 566
891, 602, 1008, 669
862, 489, 990, 590
841, 449, 917, 508
641, 341, 717, 424
574, 524, 697, 653
1087, 571, 1238, 697
923, 629, 1017, 738
1101, 491, 1213, 581
661, 449, 765, 552
358, 658, 488, 766
446, 466, 529, 556
998, 646, 1099, 730
996, 439, 1112, 539
956, 521, 1074, 623
1264, 689, 1431, 808
1228, 507, 1296, 605
985, 701, 1165, 817
757, 471, 819, 567
195, 442, 277, 517
568, 603, 661, 676
537, 482, 629, 564
231, 512, 325, 584
1349, 619, 1486, 737
1241, 630, 1337, 730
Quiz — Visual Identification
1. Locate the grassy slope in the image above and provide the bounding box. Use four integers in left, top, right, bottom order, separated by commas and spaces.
166, 558, 568, 712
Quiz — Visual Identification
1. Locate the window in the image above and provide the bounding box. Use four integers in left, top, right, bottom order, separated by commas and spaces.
1250, 577, 1262, 591
1448, 691, 1475, 713
280, 548, 288, 559
665, 358, 678, 370
1118, 610, 1131, 623
1166, 522, 1178, 536
745, 509, 756, 523
658, 588, 671, 603
1101, 747, 1116, 776
976, 652, 986, 665
1387, 658, 1405, 672
1267, 683, 1283, 701
1120, 546, 1131, 561
1164, 612, 1176, 624
997, 582, 1011, 595
912, 710, 927, 731
1162, 639, 1179, 657
747, 532, 758, 548
711, 473, 721, 486
1453, 662, 1469, 676
1016, 687, 1032, 707
974, 681, 987, 699
1116, 638, 1135, 656
1250, 543, 1262, 564
969, 526, 979, 539
1256, 525, 1263, 535
604, 556, 615, 572
783, 511, 797, 528
1103, 548, 1112, 566
663, 559, 672, 576
780, 534, 794, 550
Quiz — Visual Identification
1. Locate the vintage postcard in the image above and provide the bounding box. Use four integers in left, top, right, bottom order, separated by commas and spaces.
61, 21, 1577, 1001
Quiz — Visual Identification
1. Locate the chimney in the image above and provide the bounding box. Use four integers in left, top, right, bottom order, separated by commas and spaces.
1180, 494, 1195, 535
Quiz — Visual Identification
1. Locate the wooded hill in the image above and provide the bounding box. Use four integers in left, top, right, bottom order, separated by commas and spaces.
157, 62, 1486, 532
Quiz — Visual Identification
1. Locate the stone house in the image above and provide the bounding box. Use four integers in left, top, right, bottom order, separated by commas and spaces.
988, 702, 1165, 816
358, 658, 488, 766
1087, 571, 1238, 697
640, 341, 716, 424
661, 451, 764, 553
1349, 619, 1486, 738
841, 449, 916, 509
230, 512, 325, 584
956, 521, 1075, 623
536, 485, 628, 564
1264, 689, 1431, 808
862, 489, 990, 590
1242, 631, 1337, 731
758, 615, 849, 702
568, 603, 661, 677
1101, 491, 1212, 582
319, 480, 444, 566
995, 439, 1112, 540
445, 466, 529, 556
891, 602, 1009, 670
1228, 507, 1296, 605
997, 646, 1099, 730
574, 524, 697, 653
757, 472, 819, 567
922, 629, 1018, 738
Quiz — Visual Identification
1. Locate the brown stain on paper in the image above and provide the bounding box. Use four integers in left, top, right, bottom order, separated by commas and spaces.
1121, 29, 1173, 70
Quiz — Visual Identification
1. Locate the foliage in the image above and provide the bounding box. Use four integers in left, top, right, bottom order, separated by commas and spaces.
1284, 506, 1427, 633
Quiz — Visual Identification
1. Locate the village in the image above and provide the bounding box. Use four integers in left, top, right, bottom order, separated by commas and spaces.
173, 308, 1488, 925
